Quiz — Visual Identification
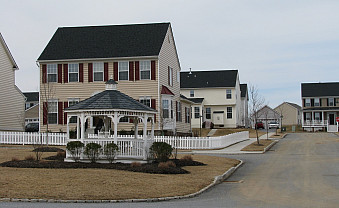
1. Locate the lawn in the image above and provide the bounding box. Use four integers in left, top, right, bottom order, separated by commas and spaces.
241, 139, 275, 151
0, 145, 239, 200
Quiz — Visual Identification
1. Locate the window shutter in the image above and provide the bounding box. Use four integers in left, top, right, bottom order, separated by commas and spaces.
135, 61, 140, 81
58, 102, 63, 125
151, 60, 156, 80
302, 99, 305, 107
129, 118, 134, 123
176, 101, 178, 121
58, 64, 62, 83
88, 63, 93, 82
79, 63, 84, 82
42, 64, 47, 83
104, 62, 108, 81
64, 102, 68, 125
311, 99, 314, 107
151, 99, 156, 109
185, 107, 187, 123
129, 61, 134, 81
63, 64, 68, 83
114, 62, 118, 81
43, 102, 47, 125
335, 98, 337, 106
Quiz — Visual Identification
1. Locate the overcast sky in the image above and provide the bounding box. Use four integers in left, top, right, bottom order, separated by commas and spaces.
1, 0, 338, 107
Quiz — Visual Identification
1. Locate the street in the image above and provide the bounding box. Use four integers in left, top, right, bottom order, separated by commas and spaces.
1, 133, 338, 208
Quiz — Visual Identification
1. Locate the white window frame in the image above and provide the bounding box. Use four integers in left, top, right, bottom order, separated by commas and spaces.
177, 71, 180, 83
186, 107, 190, 123
169, 67, 173, 86
227, 107, 232, 119
118, 61, 129, 81
162, 99, 169, 119
226, 89, 232, 99
314, 112, 321, 121
139, 96, 151, 107
140, 60, 151, 80
48, 100, 58, 124
314, 98, 320, 107
194, 107, 200, 119
68, 98, 80, 123
190, 90, 194, 97
177, 101, 181, 122
328, 98, 334, 106
305, 98, 311, 107
305, 112, 311, 120
93, 62, 104, 82
47, 64, 57, 83
68, 63, 79, 82
206, 107, 211, 120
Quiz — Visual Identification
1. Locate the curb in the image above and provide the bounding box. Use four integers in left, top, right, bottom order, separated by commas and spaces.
0, 160, 244, 203
262, 140, 278, 153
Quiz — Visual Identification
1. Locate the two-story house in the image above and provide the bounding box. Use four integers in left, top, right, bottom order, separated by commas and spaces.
37, 22, 191, 135
0, 33, 26, 131
301, 82, 339, 132
274, 102, 301, 126
180, 70, 244, 128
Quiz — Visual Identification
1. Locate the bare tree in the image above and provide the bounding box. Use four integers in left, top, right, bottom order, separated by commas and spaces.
41, 76, 56, 146
249, 85, 265, 145
275, 103, 285, 133
262, 107, 270, 140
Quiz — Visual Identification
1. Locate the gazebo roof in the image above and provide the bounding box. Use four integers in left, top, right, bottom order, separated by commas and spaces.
65, 89, 156, 113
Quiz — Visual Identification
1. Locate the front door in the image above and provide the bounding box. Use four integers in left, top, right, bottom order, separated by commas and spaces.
328, 113, 338, 132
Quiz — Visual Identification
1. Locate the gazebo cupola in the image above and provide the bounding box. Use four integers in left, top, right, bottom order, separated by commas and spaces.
105, 78, 117, 90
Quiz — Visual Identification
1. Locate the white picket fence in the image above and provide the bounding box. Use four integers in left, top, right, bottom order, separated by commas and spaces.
0, 131, 249, 150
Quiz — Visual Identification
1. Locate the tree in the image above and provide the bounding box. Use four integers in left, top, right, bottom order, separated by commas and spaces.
275, 103, 285, 133
249, 85, 265, 145
262, 106, 270, 140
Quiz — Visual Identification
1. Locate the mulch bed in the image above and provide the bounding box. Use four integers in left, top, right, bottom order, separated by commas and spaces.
0, 156, 205, 175
32, 147, 65, 152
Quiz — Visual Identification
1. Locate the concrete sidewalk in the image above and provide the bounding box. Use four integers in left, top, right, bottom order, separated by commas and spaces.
189, 132, 276, 154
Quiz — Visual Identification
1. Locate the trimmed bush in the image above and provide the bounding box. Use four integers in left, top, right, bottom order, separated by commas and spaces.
180, 155, 193, 162
84, 143, 102, 163
103, 142, 119, 164
25, 155, 35, 161
66, 141, 84, 162
150, 142, 173, 162
158, 161, 176, 169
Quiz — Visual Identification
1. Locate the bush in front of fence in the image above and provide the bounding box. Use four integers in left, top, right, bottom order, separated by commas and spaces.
149, 142, 173, 162
84, 143, 102, 163
103, 142, 119, 164
66, 141, 84, 162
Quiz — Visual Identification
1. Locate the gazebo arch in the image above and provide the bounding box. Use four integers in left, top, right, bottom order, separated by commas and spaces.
64, 79, 157, 163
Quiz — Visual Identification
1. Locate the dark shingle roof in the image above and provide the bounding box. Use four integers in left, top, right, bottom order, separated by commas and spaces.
301, 82, 339, 97
23, 92, 39, 102
180, 70, 238, 89
66, 90, 156, 112
187, 98, 204, 104
240, 84, 247, 98
286, 102, 301, 110
38, 23, 170, 61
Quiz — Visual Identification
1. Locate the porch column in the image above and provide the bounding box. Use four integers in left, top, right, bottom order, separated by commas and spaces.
66, 115, 71, 139
134, 117, 138, 139
143, 114, 148, 160
80, 112, 85, 143
76, 116, 80, 139
322, 111, 324, 125
113, 112, 118, 144
311, 111, 314, 125
151, 115, 155, 139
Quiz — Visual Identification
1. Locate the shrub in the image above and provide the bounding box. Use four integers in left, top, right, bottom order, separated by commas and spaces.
66, 141, 84, 162
103, 142, 119, 164
57, 151, 66, 158
84, 143, 102, 163
130, 162, 141, 168
180, 155, 193, 162
158, 161, 176, 169
11, 157, 19, 161
149, 142, 173, 162
25, 155, 35, 161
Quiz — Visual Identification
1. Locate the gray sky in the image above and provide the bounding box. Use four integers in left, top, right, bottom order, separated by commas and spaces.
1, 0, 338, 108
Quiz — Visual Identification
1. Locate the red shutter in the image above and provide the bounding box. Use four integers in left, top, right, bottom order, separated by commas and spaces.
64, 102, 68, 125
88, 63, 93, 82
129, 61, 134, 81
43, 102, 47, 125
104, 62, 108, 81
129, 118, 134, 123
114, 62, 118, 81
176, 101, 178, 121
63, 64, 68, 83
42, 64, 47, 83
135, 61, 140, 80
58, 64, 62, 83
79, 63, 84, 82
151, 99, 156, 109
58, 102, 63, 125
151, 60, 156, 80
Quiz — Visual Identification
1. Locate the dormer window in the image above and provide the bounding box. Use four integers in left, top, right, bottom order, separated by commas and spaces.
47, 64, 57, 83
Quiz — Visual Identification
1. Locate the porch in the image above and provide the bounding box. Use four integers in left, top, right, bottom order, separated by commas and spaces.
302, 109, 338, 132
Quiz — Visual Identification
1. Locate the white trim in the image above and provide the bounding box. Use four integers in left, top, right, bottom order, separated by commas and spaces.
139, 60, 151, 80
93, 62, 104, 82
118, 61, 129, 81
47, 64, 57, 83
68, 63, 79, 82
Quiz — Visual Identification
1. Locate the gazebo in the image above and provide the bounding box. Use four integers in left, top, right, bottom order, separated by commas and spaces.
64, 79, 157, 163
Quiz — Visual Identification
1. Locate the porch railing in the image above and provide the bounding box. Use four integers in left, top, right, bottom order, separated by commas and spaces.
302, 120, 328, 127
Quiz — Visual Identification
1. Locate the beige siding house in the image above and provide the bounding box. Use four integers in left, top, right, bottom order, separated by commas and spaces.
37, 23, 191, 135
274, 102, 301, 126
181, 70, 245, 128
0, 33, 26, 131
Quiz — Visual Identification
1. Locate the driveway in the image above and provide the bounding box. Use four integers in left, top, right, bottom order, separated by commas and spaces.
1, 133, 338, 208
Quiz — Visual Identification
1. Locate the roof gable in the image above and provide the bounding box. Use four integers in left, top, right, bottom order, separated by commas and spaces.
180, 70, 238, 89
301, 82, 339, 97
0, 33, 18, 70
23, 92, 39, 102
38, 23, 170, 61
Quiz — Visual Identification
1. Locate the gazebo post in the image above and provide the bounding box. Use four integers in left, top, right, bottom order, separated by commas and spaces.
66, 115, 70, 139
143, 114, 148, 160
113, 111, 118, 144
76, 116, 80, 139
151, 115, 154, 139
134, 117, 138, 139
80, 112, 85, 143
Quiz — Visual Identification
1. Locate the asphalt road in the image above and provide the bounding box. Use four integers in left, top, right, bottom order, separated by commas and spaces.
1, 133, 338, 208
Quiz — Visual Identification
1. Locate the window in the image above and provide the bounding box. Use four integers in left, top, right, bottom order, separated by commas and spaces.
25, 103, 31, 110
314, 112, 320, 121
177, 102, 181, 122
93, 62, 104, 81
226, 89, 232, 99
162, 100, 169, 118
328, 98, 334, 106
168, 67, 173, 86
68, 99, 79, 123
227, 107, 232, 119
119, 117, 129, 123
118, 61, 128, 80
170, 100, 173, 119
186, 107, 190, 123
47, 64, 57, 82
194, 107, 200, 119
140, 97, 151, 107
48, 101, 58, 124
305, 98, 311, 107
314, 98, 320, 107
68, 63, 79, 82
305, 112, 311, 120
140, 60, 151, 80
206, 108, 211, 119
177, 71, 180, 83
190, 90, 194, 97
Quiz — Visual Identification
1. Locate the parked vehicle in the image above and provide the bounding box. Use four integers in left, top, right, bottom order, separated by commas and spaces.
25, 123, 39, 132
269, 121, 279, 129
255, 122, 264, 129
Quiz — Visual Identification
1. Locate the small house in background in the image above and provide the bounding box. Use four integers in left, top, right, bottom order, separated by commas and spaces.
255, 105, 281, 129
23, 92, 39, 125
0, 33, 25, 131
274, 102, 301, 126
23, 92, 39, 110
